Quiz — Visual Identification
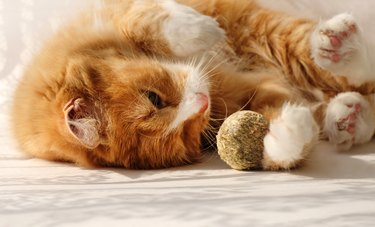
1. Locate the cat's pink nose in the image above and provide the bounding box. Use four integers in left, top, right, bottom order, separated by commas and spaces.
196, 93, 209, 113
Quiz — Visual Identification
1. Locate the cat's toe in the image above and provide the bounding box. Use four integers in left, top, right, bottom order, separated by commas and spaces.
263, 104, 319, 170
162, 1, 225, 57
324, 92, 375, 150
316, 14, 357, 63
311, 13, 371, 85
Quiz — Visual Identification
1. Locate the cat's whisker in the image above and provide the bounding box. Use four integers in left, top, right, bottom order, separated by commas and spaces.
205, 122, 219, 132
238, 88, 258, 112
201, 61, 228, 82
200, 52, 219, 70
188, 56, 199, 69
188, 49, 219, 73
208, 116, 228, 122
219, 97, 230, 120
200, 52, 225, 74
201, 130, 218, 151
200, 73, 218, 90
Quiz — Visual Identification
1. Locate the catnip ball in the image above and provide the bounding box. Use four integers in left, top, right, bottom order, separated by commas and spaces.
217, 111, 269, 170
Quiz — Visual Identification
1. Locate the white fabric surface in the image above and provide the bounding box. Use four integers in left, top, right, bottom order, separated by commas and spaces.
1, 1, 375, 226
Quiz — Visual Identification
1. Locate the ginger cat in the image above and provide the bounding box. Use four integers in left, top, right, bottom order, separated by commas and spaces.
12, 0, 375, 170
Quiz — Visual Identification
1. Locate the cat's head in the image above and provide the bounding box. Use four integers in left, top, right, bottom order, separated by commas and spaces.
60, 56, 211, 169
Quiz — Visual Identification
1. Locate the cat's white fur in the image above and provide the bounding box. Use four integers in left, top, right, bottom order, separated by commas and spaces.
311, 13, 373, 86
311, 14, 375, 151
324, 92, 375, 150
264, 104, 319, 164
166, 63, 210, 131
157, 0, 220, 131
161, 0, 225, 57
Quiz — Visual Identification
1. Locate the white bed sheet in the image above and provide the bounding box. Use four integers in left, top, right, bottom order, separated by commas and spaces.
1, 1, 375, 226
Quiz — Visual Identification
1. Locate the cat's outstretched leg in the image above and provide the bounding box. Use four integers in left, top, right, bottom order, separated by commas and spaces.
261, 104, 319, 170
247, 81, 319, 170
324, 92, 375, 151
311, 13, 372, 86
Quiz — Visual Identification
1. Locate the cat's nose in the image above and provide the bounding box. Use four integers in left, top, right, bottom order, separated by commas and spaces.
196, 93, 209, 113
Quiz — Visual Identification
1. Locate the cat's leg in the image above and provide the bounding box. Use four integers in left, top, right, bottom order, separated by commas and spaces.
160, 0, 225, 57
260, 104, 319, 170
311, 13, 372, 86
247, 81, 319, 170
112, 0, 225, 57
323, 92, 375, 151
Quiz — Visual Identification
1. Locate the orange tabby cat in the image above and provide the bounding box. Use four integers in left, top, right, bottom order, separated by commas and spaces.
179, 0, 375, 153
12, 0, 375, 170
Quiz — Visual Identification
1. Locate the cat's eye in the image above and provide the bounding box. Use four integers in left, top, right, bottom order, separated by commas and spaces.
146, 91, 167, 109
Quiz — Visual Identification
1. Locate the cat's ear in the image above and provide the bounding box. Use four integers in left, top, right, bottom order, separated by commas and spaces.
65, 57, 103, 95
63, 98, 101, 149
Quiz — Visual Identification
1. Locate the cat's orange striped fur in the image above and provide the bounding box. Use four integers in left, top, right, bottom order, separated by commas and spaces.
11, 0, 375, 170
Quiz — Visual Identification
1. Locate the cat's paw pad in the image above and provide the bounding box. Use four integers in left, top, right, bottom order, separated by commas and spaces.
311, 14, 370, 85
263, 104, 319, 169
162, 1, 225, 57
313, 14, 358, 64
324, 92, 375, 150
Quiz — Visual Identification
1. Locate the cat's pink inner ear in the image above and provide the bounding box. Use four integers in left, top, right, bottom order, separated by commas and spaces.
63, 98, 100, 149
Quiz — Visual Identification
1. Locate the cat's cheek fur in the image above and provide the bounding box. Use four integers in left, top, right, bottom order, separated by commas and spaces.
164, 63, 210, 131
262, 104, 319, 170
161, 0, 225, 57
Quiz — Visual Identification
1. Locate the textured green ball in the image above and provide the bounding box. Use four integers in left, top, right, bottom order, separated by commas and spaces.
217, 111, 269, 170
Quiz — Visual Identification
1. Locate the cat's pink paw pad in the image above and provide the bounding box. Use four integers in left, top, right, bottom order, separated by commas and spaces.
316, 14, 358, 64
335, 103, 360, 136
324, 23, 357, 48
324, 92, 375, 151
311, 13, 372, 86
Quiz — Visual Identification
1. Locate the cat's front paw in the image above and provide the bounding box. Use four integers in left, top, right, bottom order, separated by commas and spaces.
311, 13, 371, 85
161, 0, 225, 57
324, 92, 375, 150
263, 104, 319, 170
